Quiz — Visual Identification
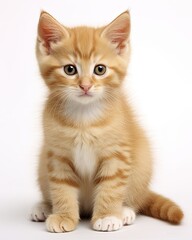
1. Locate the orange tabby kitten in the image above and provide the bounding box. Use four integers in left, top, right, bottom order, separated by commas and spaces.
31, 11, 184, 232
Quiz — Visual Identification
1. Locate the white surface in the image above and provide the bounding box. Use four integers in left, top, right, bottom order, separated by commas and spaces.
0, 0, 192, 239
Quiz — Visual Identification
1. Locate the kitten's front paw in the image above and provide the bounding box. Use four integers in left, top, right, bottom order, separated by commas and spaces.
46, 214, 77, 233
122, 207, 136, 225
31, 202, 51, 222
93, 216, 123, 232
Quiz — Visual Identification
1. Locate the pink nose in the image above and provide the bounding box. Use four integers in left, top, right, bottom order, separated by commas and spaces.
79, 84, 92, 92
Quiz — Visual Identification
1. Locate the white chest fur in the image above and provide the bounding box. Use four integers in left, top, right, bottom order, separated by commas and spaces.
73, 137, 97, 178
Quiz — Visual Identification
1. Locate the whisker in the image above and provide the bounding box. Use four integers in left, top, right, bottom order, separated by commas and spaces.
48, 90, 67, 117
48, 87, 80, 118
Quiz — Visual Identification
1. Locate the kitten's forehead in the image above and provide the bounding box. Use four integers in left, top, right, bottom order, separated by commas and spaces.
71, 27, 98, 59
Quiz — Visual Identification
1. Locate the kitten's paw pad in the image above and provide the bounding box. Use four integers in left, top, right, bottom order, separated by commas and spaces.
31, 202, 51, 222
122, 207, 136, 225
93, 216, 123, 232
46, 214, 77, 233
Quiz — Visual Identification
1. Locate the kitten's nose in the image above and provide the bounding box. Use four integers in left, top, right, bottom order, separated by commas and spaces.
79, 84, 92, 92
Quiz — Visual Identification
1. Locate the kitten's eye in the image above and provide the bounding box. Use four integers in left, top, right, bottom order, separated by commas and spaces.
94, 65, 106, 76
63, 65, 77, 76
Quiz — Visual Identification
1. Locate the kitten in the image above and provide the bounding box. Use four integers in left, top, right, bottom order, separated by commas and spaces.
31, 11, 184, 232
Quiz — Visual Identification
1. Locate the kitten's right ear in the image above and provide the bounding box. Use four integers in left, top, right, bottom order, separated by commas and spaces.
37, 11, 69, 54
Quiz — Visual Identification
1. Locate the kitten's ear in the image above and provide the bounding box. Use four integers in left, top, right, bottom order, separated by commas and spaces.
37, 11, 69, 54
101, 11, 130, 54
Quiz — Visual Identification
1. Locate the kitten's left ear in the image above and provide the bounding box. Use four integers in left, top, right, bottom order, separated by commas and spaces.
101, 11, 130, 54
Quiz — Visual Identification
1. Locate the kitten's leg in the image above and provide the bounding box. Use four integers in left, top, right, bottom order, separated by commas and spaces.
92, 156, 130, 232
31, 202, 51, 222
46, 155, 80, 233
31, 148, 52, 222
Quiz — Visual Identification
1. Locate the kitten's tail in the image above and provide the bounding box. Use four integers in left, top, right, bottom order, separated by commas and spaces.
140, 190, 184, 224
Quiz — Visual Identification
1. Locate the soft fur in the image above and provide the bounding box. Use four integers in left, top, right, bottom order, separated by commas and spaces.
31, 11, 184, 232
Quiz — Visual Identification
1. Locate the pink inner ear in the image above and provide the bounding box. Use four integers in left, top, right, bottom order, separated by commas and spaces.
111, 28, 128, 44
41, 27, 55, 42
38, 13, 65, 53
39, 22, 60, 46
108, 28, 129, 54
101, 12, 130, 54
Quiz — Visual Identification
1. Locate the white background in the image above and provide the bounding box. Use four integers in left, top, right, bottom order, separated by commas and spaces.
0, 0, 191, 239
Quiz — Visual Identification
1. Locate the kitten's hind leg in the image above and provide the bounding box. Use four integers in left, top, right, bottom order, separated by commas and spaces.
122, 206, 136, 225
31, 202, 51, 222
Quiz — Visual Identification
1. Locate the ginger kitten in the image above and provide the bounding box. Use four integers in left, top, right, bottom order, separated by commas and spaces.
31, 11, 184, 232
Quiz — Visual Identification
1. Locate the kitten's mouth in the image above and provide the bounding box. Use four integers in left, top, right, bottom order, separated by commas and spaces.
79, 92, 93, 97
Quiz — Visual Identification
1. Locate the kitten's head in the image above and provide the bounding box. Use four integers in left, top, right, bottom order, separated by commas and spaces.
36, 11, 131, 105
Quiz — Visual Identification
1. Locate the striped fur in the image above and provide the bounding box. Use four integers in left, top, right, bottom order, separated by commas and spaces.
33, 11, 184, 232
140, 191, 184, 224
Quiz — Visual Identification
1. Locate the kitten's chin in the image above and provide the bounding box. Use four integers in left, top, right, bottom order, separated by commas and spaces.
64, 96, 105, 124
77, 95, 95, 105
